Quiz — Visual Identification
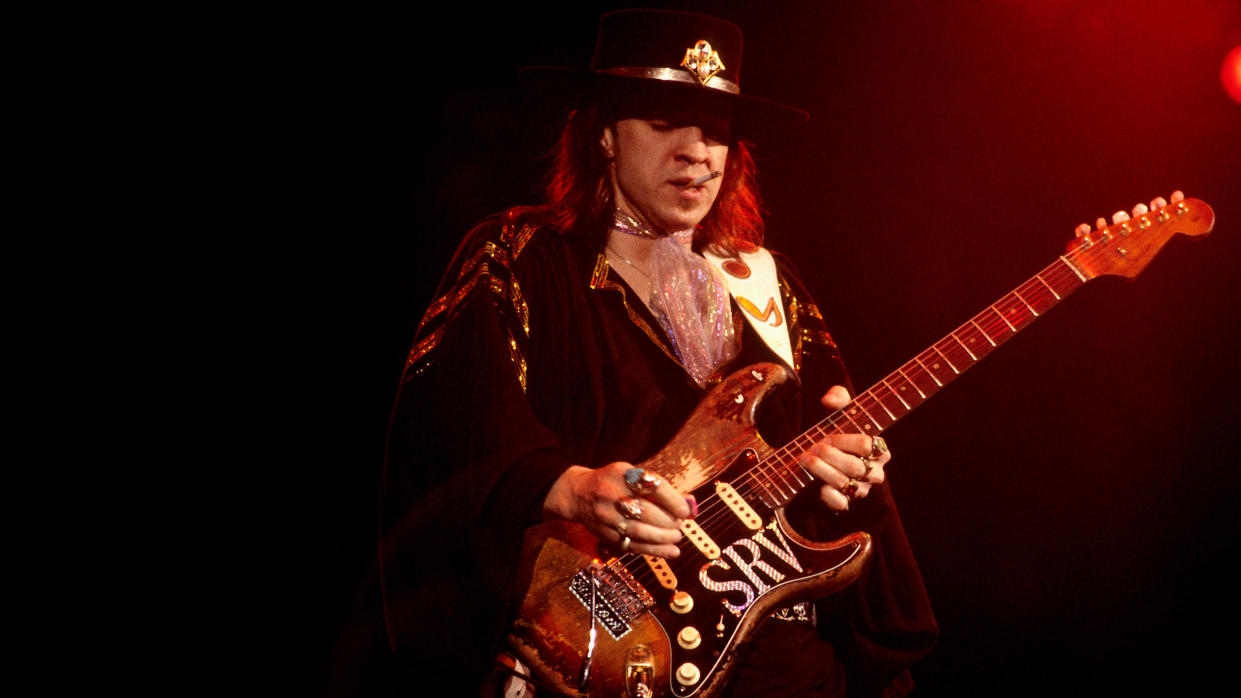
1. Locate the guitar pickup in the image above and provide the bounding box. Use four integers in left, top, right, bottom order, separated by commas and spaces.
716, 481, 762, 530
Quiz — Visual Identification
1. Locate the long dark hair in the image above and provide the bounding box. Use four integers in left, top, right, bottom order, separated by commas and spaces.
542, 105, 765, 254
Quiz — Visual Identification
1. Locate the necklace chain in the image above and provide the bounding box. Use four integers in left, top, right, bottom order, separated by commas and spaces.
606, 246, 650, 279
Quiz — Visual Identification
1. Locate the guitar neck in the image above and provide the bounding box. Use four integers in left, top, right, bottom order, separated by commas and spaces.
757, 253, 1091, 506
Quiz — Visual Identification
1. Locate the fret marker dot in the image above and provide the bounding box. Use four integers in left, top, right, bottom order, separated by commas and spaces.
932, 364, 940, 369
864, 425, 872, 430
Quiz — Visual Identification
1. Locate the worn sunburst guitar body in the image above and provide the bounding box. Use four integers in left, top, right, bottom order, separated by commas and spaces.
507, 196, 1215, 697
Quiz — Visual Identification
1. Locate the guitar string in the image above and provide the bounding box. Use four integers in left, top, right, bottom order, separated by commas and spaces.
639, 253, 1087, 562
761, 238, 1121, 489
740, 203, 1189, 504
619, 227, 1138, 585
680, 205, 1190, 580
704, 255, 1089, 535
625, 267, 1088, 586
732, 258, 1083, 506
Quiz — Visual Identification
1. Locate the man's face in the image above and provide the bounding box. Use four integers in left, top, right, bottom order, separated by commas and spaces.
602, 113, 731, 234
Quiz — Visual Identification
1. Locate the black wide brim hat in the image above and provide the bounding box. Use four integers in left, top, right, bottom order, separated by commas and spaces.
520, 9, 809, 137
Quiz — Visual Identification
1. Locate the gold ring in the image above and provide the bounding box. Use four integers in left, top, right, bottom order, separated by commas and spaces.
614, 520, 629, 537
842, 478, 860, 499
619, 536, 632, 552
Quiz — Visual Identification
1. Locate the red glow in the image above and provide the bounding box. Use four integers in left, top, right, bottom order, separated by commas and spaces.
1223, 45, 1241, 105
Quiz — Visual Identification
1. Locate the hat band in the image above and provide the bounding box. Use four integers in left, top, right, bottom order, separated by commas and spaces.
597, 67, 741, 95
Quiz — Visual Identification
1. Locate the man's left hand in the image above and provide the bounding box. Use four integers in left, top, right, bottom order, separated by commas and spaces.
797, 385, 890, 511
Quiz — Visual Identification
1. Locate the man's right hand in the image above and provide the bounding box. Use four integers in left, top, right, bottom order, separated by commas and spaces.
542, 463, 691, 558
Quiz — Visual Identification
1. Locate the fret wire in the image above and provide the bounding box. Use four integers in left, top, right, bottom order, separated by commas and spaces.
881, 376, 911, 410
1059, 254, 1087, 282
785, 452, 809, 486
735, 470, 776, 510
1019, 280, 1049, 311
950, 332, 978, 361
913, 356, 944, 387
896, 366, 927, 398
981, 306, 1009, 332
756, 459, 795, 500
751, 477, 780, 509
969, 318, 998, 346
930, 345, 960, 374
1012, 289, 1039, 316
988, 304, 1017, 332
865, 390, 897, 421
839, 407, 868, 432
998, 295, 1033, 328
739, 458, 784, 506
858, 394, 888, 427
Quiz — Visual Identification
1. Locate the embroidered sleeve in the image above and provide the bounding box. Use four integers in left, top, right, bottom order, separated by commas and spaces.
777, 265, 839, 374
403, 210, 537, 391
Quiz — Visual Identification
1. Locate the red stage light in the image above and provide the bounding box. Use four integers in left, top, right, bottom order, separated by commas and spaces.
1223, 45, 1241, 105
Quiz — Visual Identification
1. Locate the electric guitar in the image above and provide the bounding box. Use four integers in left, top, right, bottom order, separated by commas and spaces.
507, 194, 1215, 697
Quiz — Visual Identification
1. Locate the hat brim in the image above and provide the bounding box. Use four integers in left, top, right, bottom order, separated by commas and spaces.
519, 66, 810, 138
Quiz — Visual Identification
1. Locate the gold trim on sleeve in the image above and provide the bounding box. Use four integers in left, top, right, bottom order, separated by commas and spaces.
507, 328, 528, 392
511, 224, 537, 261
800, 301, 824, 321
510, 276, 529, 335
589, 253, 611, 289
801, 328, 838, 348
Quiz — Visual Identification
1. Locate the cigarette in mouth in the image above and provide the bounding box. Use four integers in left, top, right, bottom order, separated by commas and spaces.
690, 170, 722, 186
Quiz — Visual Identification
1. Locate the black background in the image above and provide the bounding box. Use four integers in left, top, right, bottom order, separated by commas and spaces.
308, 2, 1241, 694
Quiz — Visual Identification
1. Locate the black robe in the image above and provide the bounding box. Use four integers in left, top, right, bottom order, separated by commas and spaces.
379, 207, 937, 697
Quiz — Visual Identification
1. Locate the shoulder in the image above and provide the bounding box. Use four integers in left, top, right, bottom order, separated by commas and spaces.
766, 247, 842, 365
405, 207, 591, 381
438, 207, 568, 284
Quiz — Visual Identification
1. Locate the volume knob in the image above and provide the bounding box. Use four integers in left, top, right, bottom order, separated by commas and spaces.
670, 591, 694, 614
676, 663, 701, 686
677, 626, 702, 650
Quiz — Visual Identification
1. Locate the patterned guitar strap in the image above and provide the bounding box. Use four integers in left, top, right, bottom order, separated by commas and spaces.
702, 247, 796, 372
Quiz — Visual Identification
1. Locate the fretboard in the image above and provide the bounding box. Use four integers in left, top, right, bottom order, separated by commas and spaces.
751, 254, 1089, 507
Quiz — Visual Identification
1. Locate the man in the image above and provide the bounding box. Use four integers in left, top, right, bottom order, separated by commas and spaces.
381, 10, 937, 697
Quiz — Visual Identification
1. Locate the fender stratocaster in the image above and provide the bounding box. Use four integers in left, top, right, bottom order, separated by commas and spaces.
507, 195, 1215, 697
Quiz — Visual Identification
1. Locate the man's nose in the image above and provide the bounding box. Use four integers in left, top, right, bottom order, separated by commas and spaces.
675, 126, 709, 163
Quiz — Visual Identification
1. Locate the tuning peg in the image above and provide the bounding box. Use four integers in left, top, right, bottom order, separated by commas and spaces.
1150, 196, 1168, 209
1132, 203, 1150, 216
1095, 217, 1108, 230
1074, 223, 1091, 238
1112, 210, 1131, 224
1170, 190, 1185, 203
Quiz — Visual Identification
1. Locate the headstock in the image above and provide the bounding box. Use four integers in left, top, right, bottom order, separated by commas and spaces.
1066, 191, 1214, 280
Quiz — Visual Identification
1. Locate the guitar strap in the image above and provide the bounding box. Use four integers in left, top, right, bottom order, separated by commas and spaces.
702, 247, 796, 372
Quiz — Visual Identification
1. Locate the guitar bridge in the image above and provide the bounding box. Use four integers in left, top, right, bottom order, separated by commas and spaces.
569, 559, 655, 640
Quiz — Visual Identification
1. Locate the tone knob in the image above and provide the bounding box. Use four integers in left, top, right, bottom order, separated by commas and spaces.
677, 626, 702, 650
670, 591, 694, 614
676, 662, 701, 686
